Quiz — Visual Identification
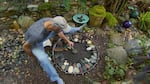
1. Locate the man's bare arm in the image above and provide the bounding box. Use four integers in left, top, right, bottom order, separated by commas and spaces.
57, 31, 74, 47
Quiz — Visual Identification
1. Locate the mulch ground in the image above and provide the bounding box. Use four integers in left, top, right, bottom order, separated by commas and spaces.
0, 24, 108, 84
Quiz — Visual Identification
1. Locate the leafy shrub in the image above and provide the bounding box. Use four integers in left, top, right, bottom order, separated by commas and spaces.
139, 12, 150, 32
103, 56, 126, 81
105, 12, 118, 27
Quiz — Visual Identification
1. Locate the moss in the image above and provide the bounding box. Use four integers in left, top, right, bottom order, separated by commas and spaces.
105, 12, 118, 27
88, 5, 106, 27
89, 5, 106, 17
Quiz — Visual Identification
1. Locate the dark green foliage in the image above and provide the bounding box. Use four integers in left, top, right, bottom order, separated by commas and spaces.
38, 2, 53, 11
103, 56, 126, 81
105, 12, 118, 27
63, 0, 71, 11
138, 12, 150, 32
63, 0, 87, 11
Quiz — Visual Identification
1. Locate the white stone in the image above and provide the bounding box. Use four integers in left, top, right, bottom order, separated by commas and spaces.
44, 0, 49, 2
87, 40, 92, 45
61, 65, 65, 70
73, 67, 80, 73
48, 57, 51, 61
64, 60, 69, 65
68, 66, 73, 73
91, 55, 97, 60
89, 45, 95, 48
73, 38, 78, 42
86, 46, 92, 51
84, 58, 90, 62
0, 37, 2, 41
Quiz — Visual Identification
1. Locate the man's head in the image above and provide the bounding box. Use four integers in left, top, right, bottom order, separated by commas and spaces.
53, 16, 71, 33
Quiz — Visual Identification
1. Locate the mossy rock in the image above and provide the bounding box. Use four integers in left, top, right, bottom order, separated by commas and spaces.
89, 5, 106, 17
89, 5, 106, 27
17, 16, 34, 29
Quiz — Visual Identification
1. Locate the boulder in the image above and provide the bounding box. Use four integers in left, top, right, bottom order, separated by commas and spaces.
107, 46, 128, 64
110, 32, 124, 46
124, 39, 143, 56
17, 16, 34, 29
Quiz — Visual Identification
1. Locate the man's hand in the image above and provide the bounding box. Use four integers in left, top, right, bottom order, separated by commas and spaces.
68, 40, 74, 47
57, 31, 74, 47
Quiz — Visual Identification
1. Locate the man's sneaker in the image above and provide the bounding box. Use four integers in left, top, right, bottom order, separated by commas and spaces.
56, 78, 65, 84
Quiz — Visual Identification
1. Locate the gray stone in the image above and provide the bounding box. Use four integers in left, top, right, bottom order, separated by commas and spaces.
89, 58, 96, 64
110, 32, 124, 46
107, 46, 128, 64
144, 39, 150, 48
76, 63, 81, 68
17, 16, 34, 29
27, 5, 39, 12
73, 67, 80, 74
7, 7, 17, 11
124, 39, 143, 56
0, 6, 8, 12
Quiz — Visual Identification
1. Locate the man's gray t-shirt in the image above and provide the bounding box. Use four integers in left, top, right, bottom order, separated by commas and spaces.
25, 18, 52, 46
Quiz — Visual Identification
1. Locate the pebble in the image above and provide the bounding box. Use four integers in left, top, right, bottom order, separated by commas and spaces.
64, 60, 69, 65
73, 38, 79, 42
0, 27, 27, 72
53, 33, 98, 74
73, 67, 80, 74
68, 66, 73, 73
84, 58, 90, 62
76, 63, 81, 68
86, 46, 92, 51
64, 65, 69, 73
61, 65, 66, 70
87, 40, 92, 45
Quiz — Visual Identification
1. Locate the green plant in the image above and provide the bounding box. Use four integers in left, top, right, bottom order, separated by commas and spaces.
108, 42, 115, 48
63, 0, 87, 12
89, 5, 106, 17
38, 2, 53, 11
139, 12, 150, 32
88, 5, 106, 26
63, 0, 71, 11
82, 27, 94, 33
105, 12, 118, 27
104, 0, 127, 15
103, 56, 126, 81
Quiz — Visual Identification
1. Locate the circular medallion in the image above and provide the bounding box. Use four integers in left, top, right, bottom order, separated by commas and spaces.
52, 33, 99, 75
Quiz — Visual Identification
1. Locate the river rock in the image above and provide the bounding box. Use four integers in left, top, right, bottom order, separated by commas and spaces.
17, 16, 34, 29
110, 32, 124, 46
144, 39, 150, 48
124, 39, 143, 56
27, 5, 39, 12
68, 66, 73, 73
73, 67, 80, 74
107, 46, 128, 64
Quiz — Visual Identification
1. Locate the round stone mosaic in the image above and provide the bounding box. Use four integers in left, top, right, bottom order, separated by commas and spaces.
52, 33, 99, 75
